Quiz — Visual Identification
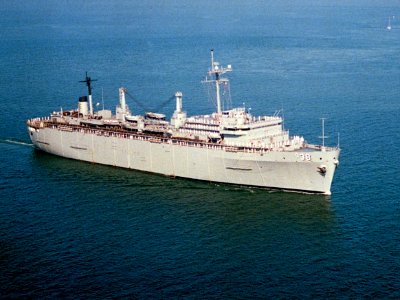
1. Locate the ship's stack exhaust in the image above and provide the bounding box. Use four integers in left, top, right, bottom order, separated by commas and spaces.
78, 96, 88, 116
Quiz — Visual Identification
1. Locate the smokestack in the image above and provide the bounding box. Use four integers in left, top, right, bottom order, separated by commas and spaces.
78, 96, 88, 116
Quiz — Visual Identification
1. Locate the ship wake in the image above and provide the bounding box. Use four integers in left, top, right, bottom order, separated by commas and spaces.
0, 138, 34, 147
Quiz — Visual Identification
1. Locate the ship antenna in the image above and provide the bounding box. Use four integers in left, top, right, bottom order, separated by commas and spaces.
101, 87, 105, 110
319, 118, 329, 150
79, 72, 97, 115
211, 49, 214, 71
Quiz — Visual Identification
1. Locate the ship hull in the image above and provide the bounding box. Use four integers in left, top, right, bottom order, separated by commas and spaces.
28, 126, 339, 195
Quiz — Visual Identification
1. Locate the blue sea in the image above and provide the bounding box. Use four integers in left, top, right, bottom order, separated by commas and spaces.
1, 1, 399, 298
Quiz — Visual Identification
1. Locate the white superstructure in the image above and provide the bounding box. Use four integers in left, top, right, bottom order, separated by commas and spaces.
27, 50, 340, 195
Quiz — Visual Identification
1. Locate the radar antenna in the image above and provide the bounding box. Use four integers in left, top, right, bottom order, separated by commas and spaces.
202, 49, 232, 114
79, 72, 97, 115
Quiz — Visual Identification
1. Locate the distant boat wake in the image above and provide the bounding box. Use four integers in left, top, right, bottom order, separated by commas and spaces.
0, 138, 34, 147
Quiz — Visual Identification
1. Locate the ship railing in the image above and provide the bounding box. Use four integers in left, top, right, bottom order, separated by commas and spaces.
186, 117, 220, 125
27, 117, 50, 128
304, 143, 339, 151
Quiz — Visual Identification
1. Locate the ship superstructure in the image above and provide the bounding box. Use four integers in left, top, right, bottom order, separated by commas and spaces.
27, 50, 340, 195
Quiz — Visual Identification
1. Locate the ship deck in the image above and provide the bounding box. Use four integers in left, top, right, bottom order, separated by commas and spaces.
27, 118, 338, 154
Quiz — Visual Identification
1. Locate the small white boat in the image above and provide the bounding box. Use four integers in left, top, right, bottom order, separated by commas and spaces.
387, 16, 392, 30
125, 115, 140, 122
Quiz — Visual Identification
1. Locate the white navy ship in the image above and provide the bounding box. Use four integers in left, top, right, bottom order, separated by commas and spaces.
27, 50, 340, 195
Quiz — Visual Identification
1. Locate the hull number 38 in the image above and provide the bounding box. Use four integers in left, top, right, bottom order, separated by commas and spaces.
296, 153, 312, 161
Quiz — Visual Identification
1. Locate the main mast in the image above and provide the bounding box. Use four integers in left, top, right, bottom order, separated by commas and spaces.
204, 49, 232, 114
79, 72, 97, 115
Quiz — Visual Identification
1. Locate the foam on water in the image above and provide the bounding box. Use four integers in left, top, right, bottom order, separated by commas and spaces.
1, 138, 34, 147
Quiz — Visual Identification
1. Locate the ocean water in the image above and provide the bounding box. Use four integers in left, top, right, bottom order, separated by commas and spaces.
1, 1, 400, 298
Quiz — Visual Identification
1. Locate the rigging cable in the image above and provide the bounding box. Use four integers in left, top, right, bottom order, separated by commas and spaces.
153, 95, 175, 112
124, 90, 150, 112
124, 89, 175, 112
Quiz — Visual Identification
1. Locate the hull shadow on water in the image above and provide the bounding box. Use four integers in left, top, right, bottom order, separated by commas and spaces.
31, 149, 337, 229
20, 150, 344, 298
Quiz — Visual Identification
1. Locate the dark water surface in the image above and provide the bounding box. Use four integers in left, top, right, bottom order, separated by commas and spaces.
1, 1, 399, 298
